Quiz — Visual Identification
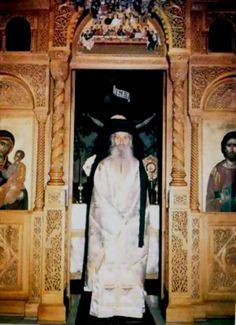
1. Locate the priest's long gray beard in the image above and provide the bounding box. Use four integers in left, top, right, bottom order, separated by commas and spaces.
110, 143, 135, 176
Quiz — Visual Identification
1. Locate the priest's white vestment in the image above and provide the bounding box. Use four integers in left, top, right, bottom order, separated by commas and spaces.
85, 155, 151, 318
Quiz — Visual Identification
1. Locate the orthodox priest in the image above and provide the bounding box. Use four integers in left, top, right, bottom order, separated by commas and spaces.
83, 112, 151, 320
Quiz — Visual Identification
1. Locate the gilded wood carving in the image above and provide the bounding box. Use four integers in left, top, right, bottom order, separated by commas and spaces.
190, 117, 200, 211
48, 54, 69, 185
205, 78, 236, 111
171, 210, 188, 293
30, 213, 43, 300
0, 225, 19, 288
169, 53, 189, 186
0, 76, 33, 108
208, 226, 236, 294
191, 215, 200, 300
45, 210, 63, 291
0, 65, 48, 107
191, 67, 235, 111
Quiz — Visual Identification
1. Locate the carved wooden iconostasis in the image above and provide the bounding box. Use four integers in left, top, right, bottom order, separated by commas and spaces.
0, 0, 236, 323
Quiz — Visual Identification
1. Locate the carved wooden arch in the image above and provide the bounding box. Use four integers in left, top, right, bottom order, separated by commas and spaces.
67, 8, 84, 47
67, 7, 172, 52
0, 73, 35, 109
151, 6, 173, 49
201, 73, 236, 112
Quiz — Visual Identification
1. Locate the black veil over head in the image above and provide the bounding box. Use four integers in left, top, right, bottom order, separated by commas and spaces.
92, 94, 145, 163
92, 119, 145, 163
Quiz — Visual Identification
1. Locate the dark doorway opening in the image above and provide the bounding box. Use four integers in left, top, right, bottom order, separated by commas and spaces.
73, 69, 163, 205
71, 69, 165, 322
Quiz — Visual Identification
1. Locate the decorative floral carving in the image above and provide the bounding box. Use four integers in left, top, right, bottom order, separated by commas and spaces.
191, 216, 200, 299
208, 228, 236, 292
160, 2, 186, 48
47, 192, 62, 205
172, 211, 188, 241
44, 210, 63, 291
191, 11, 205, 53
0, 244, 10, 272
0, 65, 48, 107
30, 214, 43, 299
0, 77, 33, 108
205, 79, 236, 111
53, 1, 75, 47
68, 8, 84, 45
209, 261, 235, 291
38, 12, 49, 52
171, 235, 188, 292
171, 210, 188, 292
173, 194, 187, 206
213, 228, 232, 255
223, 244, 236, 274
191, 66, 235, 110
169, 187, 189, 209
0, 225, 19, 288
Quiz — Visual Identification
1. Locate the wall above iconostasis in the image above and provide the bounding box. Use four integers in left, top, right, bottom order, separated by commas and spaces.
0, 0, 50, 10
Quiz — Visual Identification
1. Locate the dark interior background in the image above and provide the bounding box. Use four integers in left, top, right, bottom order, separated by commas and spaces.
71, 69, 164, 298
73, 69, 164, 204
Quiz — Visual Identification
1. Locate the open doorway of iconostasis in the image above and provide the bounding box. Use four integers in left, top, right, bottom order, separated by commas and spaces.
72, 69, 164, 297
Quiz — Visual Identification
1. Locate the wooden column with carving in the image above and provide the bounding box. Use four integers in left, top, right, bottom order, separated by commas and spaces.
48, 50, 69, 186
34, 110, 47, 210
190, 117, 200, 212
169, 51, 188, 186
38, 50, 69, 322
25, 110, 48, 317
167, 50, 193, 322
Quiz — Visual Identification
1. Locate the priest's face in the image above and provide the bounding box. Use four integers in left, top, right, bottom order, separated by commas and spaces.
110, 131, 133, 158
111, 132, 132, 146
